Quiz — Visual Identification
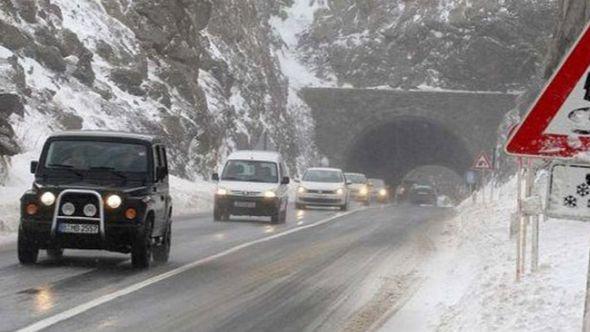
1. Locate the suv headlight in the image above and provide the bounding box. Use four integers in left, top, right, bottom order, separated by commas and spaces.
40, 192, 56, 206
336, 188, 344, 196
106, 194, 122, 209
264, 190, 277, 198
216, 188, 228, 196
297, 186, 306, 194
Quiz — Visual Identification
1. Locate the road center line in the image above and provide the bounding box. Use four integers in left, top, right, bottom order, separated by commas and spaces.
17, 208, 366, 332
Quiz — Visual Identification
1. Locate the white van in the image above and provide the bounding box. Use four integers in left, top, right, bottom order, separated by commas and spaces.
212, 150, 290, 223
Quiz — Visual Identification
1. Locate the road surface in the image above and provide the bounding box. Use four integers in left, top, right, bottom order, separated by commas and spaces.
0, 203, 453, 332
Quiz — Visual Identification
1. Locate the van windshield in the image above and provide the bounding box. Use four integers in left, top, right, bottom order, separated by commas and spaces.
44, 140, 148, 173
303, 170, 343, 183
221, 160, 278, 183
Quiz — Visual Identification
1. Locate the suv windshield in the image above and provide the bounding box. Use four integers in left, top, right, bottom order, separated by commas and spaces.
221, 160, 278, 183
44, 140, 148, 173
303, 170, 343, 183
345, 173, 367, 184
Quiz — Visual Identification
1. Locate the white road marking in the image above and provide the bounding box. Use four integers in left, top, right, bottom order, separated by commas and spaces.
17, 208, 366, 332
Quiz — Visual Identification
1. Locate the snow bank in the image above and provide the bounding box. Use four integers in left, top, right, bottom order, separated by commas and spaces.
382, 177, 590, 331
0, 153, 215, 240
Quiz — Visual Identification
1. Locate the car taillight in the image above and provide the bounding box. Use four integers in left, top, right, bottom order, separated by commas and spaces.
26, 203, 38, 215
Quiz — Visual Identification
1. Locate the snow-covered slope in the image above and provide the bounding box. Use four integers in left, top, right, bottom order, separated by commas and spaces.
382, 178, 590, 331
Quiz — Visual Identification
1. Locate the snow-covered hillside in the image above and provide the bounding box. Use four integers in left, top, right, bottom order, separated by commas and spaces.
382, 178, 590, 331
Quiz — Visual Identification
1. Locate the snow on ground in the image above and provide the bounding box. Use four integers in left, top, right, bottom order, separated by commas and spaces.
382, 177, 590, 331
0, 152, 216, 243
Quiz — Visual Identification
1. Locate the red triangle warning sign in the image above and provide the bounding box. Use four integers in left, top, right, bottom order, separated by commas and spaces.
472, 152, 492, 170
506, 22, 590, 158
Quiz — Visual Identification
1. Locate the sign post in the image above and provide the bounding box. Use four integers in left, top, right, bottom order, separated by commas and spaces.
472, 152, 493, 204
504, 21, 590, 326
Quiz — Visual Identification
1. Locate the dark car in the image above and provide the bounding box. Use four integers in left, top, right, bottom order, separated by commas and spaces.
394, 179, 417, 204
409, 185, 438, 206
369, 178, 390, 203
18, 131, 172, 268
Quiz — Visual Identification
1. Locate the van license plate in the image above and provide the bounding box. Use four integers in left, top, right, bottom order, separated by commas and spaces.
58, 223, 99, 234
234, 202, 256, 208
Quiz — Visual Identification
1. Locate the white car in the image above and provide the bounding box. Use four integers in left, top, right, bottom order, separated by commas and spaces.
344, 172, 370, 206
212, 150, 290, 224
296, 167, 349, 210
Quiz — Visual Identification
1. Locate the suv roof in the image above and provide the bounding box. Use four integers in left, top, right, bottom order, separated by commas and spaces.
49, 130, 160, 143
227, 150, 282, 163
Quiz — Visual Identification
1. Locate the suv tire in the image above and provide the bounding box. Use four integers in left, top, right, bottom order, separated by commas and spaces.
295, 203, 305, 210
132, 221, 152, 269
153, 223, 171, 263
18, 229, 38, 265
340, 203, 348, 211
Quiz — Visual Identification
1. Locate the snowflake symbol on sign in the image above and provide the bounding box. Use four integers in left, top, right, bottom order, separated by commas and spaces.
564, 195, 577, 208
577, 183, 590, 197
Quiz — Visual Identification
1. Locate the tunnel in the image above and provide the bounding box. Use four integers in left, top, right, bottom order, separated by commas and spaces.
344, 116, 473, 188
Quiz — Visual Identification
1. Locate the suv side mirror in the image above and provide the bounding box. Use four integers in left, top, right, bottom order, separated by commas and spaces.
156, 167, 168, 181
281, 176, 290, 185
212, 173, 219, 181
30, 161, 39, 174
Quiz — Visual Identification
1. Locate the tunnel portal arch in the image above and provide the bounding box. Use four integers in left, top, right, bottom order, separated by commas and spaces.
344, 116, 472, 186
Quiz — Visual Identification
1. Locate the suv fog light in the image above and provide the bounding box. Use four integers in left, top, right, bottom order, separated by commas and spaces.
26, 203, 38, 215
40, 192, 56, 206
62, 202, 75, 216
83, 204, 97, 217
106, 195, 122, 209
125, 208, 137, 220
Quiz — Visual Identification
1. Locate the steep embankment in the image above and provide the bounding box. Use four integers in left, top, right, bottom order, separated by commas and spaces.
0, 0, 314, 181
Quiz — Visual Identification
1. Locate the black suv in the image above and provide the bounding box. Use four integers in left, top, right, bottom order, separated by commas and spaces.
18, 131, 172, 268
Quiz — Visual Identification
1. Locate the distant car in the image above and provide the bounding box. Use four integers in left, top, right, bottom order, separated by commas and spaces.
394, 179, 417, 204
344, 172, 370, 206
369, 178, 390, 203
212, 150, 290, 224
18, 131, 172, 268
296, 167, 349, 210
409, 185, 438, 206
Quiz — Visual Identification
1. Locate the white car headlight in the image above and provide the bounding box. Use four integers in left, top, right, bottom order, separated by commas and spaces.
40, 192, 56, 206
297, 186, 306, 194
61, 202, 75, 216
106, 194, 122, 209
216, 188, 228, 196
336, 188, 344, 196
264, 190, 277, 198
360, 186, 369, 195
379, 189, 387, 196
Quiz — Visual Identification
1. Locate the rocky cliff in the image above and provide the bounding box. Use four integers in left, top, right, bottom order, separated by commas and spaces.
0, 0, 308, 181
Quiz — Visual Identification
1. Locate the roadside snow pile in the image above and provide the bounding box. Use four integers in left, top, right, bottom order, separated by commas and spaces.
382, 177, 590, 331
0, 152, 215, 238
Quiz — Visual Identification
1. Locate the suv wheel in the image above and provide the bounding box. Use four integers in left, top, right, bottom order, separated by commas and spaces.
18, 228, 38, 265
295, 203, 305, 210
132, 222, 153, 269
280, 209, 287, 224
214, 208, 223, 222
47, 248, 64, 260
153, 223, 171, 263
340, 203, 348, 211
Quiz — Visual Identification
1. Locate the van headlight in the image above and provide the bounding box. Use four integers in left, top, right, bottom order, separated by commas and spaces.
297, 186, 306, 194
106, 194, 122, 209
264, 190, 277, 198
336, 188, 344, 196
40, 192, 56, 206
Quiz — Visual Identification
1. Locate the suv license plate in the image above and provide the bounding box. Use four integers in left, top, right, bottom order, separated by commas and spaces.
234, 201, 256, 208
58, 223, 99, 234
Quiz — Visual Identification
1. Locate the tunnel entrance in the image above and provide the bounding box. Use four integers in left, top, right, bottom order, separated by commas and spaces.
344, 116, 472, 191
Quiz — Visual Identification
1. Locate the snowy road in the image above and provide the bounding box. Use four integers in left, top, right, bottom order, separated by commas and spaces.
0, 203, 453, 332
